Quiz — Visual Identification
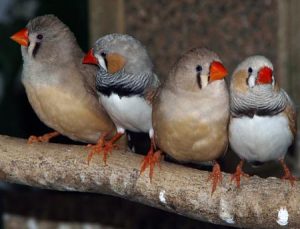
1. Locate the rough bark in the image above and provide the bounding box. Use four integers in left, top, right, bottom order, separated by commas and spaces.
0, 135, 298, 228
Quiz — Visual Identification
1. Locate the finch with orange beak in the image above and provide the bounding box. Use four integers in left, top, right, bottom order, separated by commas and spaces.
10, 15, 115, 144
147, 48, 229, 193
83, 34, 160, 165
229, 55, 297, 187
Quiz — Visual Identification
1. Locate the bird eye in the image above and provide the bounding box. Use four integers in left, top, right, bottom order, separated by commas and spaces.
248, 67, 253, 73
100, 52, 106, 58
36, 34, 43, 40
196, 65, 202, 72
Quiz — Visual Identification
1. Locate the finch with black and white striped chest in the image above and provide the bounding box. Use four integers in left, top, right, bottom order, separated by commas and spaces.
83, 34, 160, 165
229, 55, 297, 187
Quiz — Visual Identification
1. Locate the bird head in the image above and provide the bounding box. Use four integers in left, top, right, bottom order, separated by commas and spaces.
169, 48, 228, 92
10, 14, 78, 63
230, 55, 275, 93
83, 47, 127, 74
83, 34, 153, 75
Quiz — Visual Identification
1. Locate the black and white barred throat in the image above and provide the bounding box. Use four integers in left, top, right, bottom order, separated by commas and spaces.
95, 66, 153, 97
230, 85, 288, 117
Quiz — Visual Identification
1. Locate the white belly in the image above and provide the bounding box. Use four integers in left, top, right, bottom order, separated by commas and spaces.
100, 93, 152, 133
229, 114, 293, 162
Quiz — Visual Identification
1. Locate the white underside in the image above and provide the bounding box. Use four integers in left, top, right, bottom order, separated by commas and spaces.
229, 114, 293, 162
100, 93, 152, 134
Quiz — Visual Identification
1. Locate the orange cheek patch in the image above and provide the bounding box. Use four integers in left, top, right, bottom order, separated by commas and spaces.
106, 53, 126, 74
232, 70, 248, 93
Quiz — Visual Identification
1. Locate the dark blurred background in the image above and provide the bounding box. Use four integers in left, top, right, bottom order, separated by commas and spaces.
0, 0, 299, 228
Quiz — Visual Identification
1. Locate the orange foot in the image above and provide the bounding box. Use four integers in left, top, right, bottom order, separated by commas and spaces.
231, 160, 249, 188
280, 159, 297, 186
28, 131, 60, 144
140, 139, 161, 181
207, 161, 222, 195
87, 132, 123, 165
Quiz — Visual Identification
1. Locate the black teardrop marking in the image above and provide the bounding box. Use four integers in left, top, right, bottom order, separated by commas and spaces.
196, 72, 202, 89
32, 42, 41, 58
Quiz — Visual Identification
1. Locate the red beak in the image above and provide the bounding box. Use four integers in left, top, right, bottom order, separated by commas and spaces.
82, 49, 98, 65
10, 28, 29, 47
257, 67, 273, 84
209, 61, 228, 82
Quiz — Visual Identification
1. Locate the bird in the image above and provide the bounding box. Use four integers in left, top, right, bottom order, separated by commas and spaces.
229, 55, 297, 187
10, 14, 115, 146
148, 48, 229, 192
82, 33, 160, 165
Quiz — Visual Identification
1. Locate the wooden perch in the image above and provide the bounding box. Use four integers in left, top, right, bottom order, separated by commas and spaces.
0, 135, 299, 228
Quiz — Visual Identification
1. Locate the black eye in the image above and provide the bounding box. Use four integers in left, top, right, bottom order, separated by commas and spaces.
248, 67, 253, 73
100, 52, 106, 57
37, 34, 43, 40
196, 65, 202, 72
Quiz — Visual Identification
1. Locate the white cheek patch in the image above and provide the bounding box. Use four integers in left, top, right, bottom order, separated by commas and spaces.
201, 74, 209, 88
95, 54, 107, 71
248, 74, 256, 88
28, 38, 36, 58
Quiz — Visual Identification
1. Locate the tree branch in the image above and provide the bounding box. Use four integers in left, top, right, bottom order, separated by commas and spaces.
0, 135, 298, 228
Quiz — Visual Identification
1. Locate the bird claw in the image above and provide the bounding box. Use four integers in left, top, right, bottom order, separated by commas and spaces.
87, 143, 103, 165
27, 131, 59, 144
231, 161, 249, 188
207, 162, 222, 195
87, 133, 121, 165
140, 150, 161, 181
279, 159, 297, 186
87, 140, 117, 166
281, 173, 297, 186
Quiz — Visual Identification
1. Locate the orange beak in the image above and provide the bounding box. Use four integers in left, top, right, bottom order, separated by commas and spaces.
82, 49, 98, 65
209, 61, 228, 82
10, 28, 29, 47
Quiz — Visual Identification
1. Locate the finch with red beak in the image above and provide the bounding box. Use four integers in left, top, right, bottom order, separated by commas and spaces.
229, 55, 297, 187
83, 34, 160, 165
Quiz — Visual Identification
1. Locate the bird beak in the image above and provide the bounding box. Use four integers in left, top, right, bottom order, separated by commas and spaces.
10, 28, 29, 47
257, 66, 273, 84
82, 49, 98, 65
209, 61, 228, 82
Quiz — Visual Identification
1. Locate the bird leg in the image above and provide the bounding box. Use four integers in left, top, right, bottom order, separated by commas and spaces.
140, 138, 161, 181
231, 160, 249, 188
279, 159, 297, 186
28, 131, 60, 144
207, 161, 223, 194
87, 132, 123, 165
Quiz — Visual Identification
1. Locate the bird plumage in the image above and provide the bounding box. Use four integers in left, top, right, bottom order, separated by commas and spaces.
153, 48, 229, 163
149, 48, 229, 192
83, 33, 160, 165
93, 34, 159, 134
12, 15, 115, 143
229, 55, 297, 186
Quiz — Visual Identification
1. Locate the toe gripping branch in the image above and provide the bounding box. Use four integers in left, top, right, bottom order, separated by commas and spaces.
208, 161, 224, 195
231, 160, 250, 189
28, 131, 60, 144
279, 159, 297, 186
140, 138, 162, 181
87, 132, 123, 165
